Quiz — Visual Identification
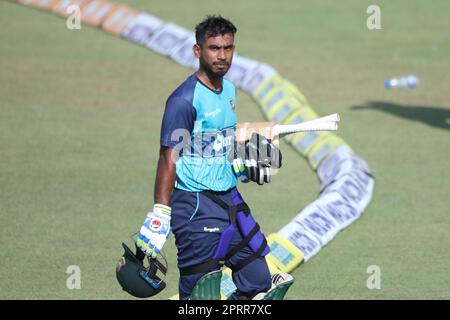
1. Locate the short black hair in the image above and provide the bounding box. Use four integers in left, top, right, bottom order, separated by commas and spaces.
195, 15, 237, 45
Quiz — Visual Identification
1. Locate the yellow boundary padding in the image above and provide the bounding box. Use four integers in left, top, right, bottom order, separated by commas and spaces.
266, 233, 304, 273
306, 135, 348, 170
251, 75, 348, 170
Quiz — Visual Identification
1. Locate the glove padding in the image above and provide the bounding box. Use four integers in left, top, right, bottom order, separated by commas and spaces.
136, 204, 172, 258
233, 132, 282, 185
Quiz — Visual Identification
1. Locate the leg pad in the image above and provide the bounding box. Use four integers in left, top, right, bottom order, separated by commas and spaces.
190, 270, 223, 300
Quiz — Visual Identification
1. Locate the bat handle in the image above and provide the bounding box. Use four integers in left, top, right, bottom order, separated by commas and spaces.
275, 121, 338, 137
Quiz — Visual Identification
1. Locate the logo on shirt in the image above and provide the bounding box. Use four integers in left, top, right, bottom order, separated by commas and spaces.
212, 133, 234, 152
172, 125, 236, 160
230, 99, 235, 112
204, 108, 222, 118
204, 227, 220, 233
150, 218, 162, 231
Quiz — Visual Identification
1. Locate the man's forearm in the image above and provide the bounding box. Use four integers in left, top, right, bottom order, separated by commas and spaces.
153, 147, 177, 206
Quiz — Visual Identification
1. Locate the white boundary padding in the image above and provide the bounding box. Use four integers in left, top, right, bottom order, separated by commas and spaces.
319, 158, 374, 195
292, 203, 340, 247
317, 145, 370, 185
320, 173, 374, 214
121, 13, 165, 46
145, 22, 191, 56
224, 54, 260, 88
169, 34, 198, 69
315, 191, 361, 231
278, 221, 321, 262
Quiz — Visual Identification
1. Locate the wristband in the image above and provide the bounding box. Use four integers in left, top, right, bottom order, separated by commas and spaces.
152, 203, 172, 216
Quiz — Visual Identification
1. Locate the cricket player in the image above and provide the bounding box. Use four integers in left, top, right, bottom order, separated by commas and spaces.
136, 15, 288, 300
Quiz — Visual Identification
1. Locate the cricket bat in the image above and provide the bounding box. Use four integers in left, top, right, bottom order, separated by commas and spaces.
236, 113, 340, 143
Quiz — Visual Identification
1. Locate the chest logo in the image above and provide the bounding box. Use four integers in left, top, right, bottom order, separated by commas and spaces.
230, 99, 236, 112
204, 108, 222, 118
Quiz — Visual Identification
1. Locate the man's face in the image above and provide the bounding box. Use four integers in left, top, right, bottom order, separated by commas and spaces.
194, 33, 235, 77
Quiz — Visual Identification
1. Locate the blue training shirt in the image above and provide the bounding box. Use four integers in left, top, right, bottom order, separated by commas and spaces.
160, 73, 238, 192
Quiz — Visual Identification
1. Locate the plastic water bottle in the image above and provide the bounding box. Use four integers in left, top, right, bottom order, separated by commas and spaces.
384, 74, 419, 89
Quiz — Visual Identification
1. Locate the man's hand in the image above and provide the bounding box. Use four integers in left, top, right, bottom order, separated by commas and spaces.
136, 204, 172, 258
233, 132, 282, 185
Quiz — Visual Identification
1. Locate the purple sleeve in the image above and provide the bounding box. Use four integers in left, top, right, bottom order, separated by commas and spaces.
160, 97, 196, 148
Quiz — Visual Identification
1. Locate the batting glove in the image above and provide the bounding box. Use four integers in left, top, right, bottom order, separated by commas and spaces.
234, 132, 282, 185
136, 204, 172, 258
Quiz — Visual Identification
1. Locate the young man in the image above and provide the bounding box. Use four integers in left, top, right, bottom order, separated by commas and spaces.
136, 15, 279, 300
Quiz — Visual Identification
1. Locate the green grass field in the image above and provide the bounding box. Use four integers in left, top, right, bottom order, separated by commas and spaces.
1, 0, 449, 299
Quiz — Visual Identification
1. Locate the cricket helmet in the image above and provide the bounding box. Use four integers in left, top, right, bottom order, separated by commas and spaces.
116, 242, 167, 298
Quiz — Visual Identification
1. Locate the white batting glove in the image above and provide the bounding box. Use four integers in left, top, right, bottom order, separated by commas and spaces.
136, 204, 172, 258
